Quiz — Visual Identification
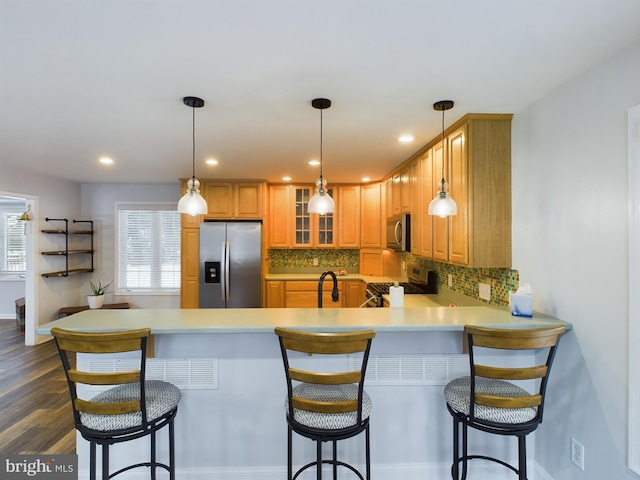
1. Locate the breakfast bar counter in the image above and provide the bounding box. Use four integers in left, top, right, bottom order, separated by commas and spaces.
36, 305, 571, 334
36, 307, 571, 480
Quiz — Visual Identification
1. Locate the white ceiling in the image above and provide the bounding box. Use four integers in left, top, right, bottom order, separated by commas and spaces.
1, 0, 639, 186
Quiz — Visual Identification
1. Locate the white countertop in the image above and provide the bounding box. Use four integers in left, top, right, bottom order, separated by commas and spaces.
36, 306, 571, 335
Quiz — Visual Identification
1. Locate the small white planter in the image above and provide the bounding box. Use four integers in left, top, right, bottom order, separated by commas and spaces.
88, 295, 105, 309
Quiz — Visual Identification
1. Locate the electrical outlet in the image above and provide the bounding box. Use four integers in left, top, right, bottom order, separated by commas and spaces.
448, 274, 453, 287
571, 438, 585, 470
313, 258, 318, 266
479, 283, 491, 301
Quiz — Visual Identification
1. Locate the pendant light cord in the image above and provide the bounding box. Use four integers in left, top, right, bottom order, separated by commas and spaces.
319, 108, 324, 180
440, 107, 445, 183
191, 106, 196, 181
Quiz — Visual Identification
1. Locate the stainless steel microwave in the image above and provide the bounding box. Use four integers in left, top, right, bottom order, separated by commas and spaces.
386, 214, 410, 252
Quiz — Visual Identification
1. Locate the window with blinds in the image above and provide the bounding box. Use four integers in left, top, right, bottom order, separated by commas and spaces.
1, 211, 26, 276
116, 204, 180, 294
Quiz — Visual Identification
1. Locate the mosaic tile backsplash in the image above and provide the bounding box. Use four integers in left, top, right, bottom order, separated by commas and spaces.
268, 249, 519, 306
401, 253, 519, 307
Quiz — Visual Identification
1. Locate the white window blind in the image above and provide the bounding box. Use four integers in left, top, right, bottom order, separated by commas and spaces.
116, 205, 180, 294
1, 212, 26, 275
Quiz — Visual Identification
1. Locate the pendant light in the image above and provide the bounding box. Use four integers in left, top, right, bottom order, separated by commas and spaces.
308, 98, 335, 215
177, 96, 208, 216
428, 100, 457, 218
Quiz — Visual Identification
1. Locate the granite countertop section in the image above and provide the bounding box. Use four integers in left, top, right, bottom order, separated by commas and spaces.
36, 305, 571, 335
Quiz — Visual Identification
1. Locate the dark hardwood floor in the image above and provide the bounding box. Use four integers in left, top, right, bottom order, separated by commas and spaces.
0, 318, 75, 454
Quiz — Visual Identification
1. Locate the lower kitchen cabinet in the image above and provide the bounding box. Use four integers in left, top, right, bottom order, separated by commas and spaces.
285, 280, 343, 308
265, 280, 284, 308
264, 279, 364, 308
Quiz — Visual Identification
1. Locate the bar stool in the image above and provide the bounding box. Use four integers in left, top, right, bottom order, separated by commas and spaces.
444, 325, 565, 480
51, 327, 181, 480
275, 327, 376, 480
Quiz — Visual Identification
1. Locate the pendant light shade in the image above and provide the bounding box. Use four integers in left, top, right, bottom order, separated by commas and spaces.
428, 100, 457, 218
308, 98, 335, 215
178, 96, 208, 216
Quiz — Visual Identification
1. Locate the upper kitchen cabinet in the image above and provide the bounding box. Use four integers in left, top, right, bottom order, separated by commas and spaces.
268, 184, 293, 248
445, 114, 512, 268
203, 181, 264, 219
361, 182, 382, 248
337, 185, 360, 248
267, 184, 336, 248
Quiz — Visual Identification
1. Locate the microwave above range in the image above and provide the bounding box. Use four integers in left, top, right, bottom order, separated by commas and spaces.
386, 214, 410, 252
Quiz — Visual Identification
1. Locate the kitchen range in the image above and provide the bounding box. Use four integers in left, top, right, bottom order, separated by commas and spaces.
365, 264, 438, 307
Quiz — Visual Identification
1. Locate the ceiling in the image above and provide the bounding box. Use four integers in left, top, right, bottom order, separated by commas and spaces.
1, 1, 639, 186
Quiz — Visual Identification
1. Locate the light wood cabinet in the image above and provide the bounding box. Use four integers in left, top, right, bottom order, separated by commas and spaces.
384, 178, 393, 220
265, 280, 284, 308
410, 159, 421, 255
447, 125, 469, 265
203, 181, 263, 219
419, 149, 434, 258
284, 280, 344, 308
338, 185, 360, 248
429, 115, 512, 267
268, 184, 359, 249
401, 167, 411, 213
360, 249, 384, 276
432, 140, 449, 262
391, 173, 402, 216
344, 280, 365, 308
264, 279, 361, 308
361, 183, 382, 248
268, 184, 293, 248
180, 227, 199, 308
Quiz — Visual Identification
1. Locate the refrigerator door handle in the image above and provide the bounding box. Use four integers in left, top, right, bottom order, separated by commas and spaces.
224, 240, 230, 301
220, 241, 227, 302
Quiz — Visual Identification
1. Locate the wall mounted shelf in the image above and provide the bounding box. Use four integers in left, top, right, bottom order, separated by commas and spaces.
41, 218, 95, 278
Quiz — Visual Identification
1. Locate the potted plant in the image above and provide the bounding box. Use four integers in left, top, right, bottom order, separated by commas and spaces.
88, 280, 112, 309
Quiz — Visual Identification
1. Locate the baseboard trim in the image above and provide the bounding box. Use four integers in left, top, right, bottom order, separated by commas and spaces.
77, 461, 551, 480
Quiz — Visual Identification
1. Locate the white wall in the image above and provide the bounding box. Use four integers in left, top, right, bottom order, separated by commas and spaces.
0, 164, 81, 343
80, 183, 181, 309
512, 40, 640, 478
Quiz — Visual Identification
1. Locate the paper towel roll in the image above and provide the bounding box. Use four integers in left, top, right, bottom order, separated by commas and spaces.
389, 285, 404, 308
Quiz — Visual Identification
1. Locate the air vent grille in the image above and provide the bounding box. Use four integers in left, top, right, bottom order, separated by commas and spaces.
88, 358, 219, 390
350, 354, 468, 385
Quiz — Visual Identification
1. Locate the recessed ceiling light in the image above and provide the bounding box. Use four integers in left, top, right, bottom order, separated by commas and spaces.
308, 160, 320, 166
99, 157, 114, 165
206, 158, 218, 166
361, 177, 371, 182
282, 176, 291, 181
398, 134, 414, 143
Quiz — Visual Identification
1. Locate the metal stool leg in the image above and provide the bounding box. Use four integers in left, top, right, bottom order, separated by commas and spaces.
518, 435, 527, 480
169, 417, 176, 480
316, 439, 322, 480
101, 443, 109, 480
89, 441, 97, 480
365, 423, 371, 480
287, 426, 293, 480
332, 440, 338, 480
151, 429, 157, 480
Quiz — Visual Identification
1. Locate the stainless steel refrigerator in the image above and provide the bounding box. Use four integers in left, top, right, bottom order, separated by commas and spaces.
199, 221, 262, 308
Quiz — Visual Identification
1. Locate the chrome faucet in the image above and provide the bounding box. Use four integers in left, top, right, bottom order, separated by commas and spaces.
318, 271, 339, 308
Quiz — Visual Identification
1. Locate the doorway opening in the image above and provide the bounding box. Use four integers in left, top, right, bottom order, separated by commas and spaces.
0, 192, 38, 346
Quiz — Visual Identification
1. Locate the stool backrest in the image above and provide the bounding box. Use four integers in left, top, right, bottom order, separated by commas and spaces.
51, 327, 151, 428
275, 328, 375, 418
465, 325, 565, 419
